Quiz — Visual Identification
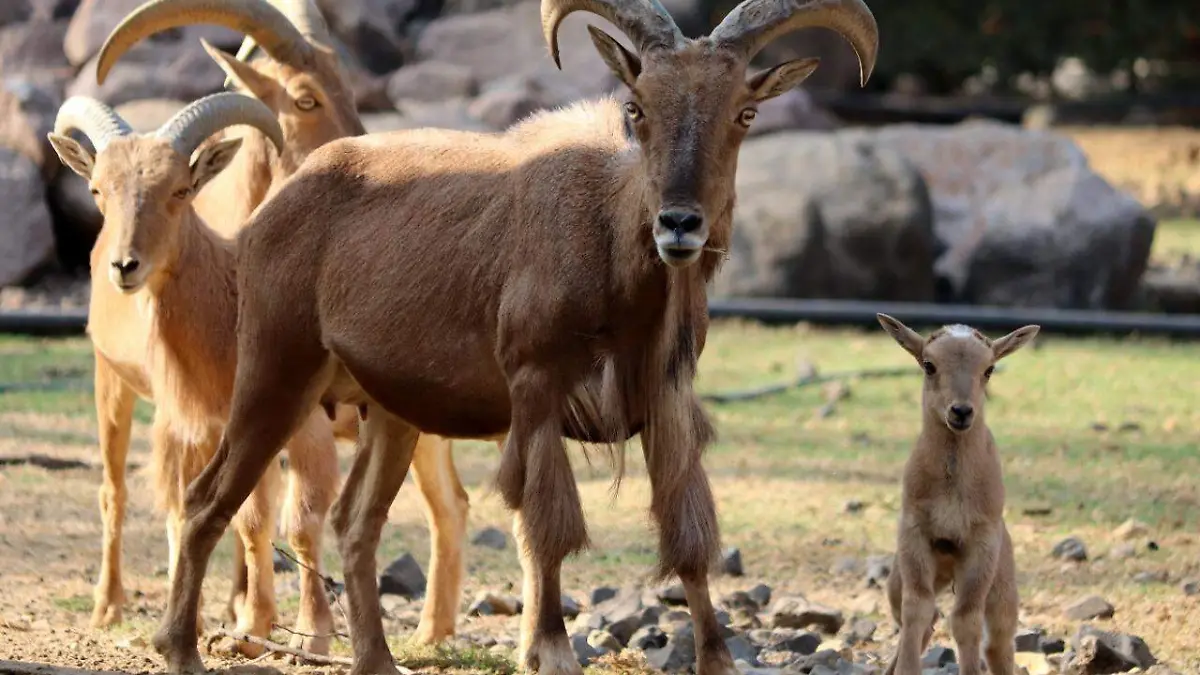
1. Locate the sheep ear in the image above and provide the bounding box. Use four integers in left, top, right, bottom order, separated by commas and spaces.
748, 57, 820, 102
587, 25, 641, 89
877, 313, 924, 361
189, 138, 242, 193
992, 325, 1040, 361
47, 133, 95, 179
202, 38, 275, 98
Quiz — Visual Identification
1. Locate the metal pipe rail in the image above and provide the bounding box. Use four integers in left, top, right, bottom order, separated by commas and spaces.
3, 300, 1200, 339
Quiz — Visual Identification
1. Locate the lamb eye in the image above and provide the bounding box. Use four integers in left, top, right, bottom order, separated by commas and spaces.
173, 187, 190, 200
623, 102, 643, 121
922, 361, 936, 376
89, 187, 100, 196
295, 95, 318, 111
738, 108, 757, 126
984, 365, 995, 378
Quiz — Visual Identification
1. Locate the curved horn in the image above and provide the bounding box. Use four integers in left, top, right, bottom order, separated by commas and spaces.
710, 0, 878, 86
156, 92, 284, 158
275, 0, 333, 44
96, 0, 312, 85
53, 97, 133, 152
541, 0, 684, 69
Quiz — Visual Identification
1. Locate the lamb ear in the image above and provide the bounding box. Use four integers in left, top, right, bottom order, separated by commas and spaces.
876, 313, 924, 361
992, 325, 1040, 361
47, 133, 95, 179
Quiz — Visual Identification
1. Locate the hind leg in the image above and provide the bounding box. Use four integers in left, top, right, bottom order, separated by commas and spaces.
280, 410, 340, 655
950, 530, 1002, 675
330, 407, 420, 675
983, 529, 1018, 675
410, 433, 469, 644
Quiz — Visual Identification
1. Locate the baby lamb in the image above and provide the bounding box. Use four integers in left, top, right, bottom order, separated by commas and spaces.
876, 313, 1040, 675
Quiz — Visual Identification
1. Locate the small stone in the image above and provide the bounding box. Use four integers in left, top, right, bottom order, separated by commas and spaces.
748, 583, 773, 608
722, 591, 759, 613
844, 499, 866, 513
572, 611, 605, 634
723, 547, 745, 576
115, 636, 147, 649
769, 597, 845, 634
561, 594, 582, 619
831, 557, 860, 575
471, 526, 508, 550
865, 555, 892, 588
1133, 571, 1168, 584
661, 608, 692, 626
1015, 628, 1045, 653
1071, 625, 1157, 669
378, 553, 426, 598
629, 624, 668, 651
796, 649, 843, 672
726, 635, 760, 666
1182, 580, 1199, 596
588, 630, 622, 653
1040, 637, 1066, 654
658, 583, 688, 606
1109, 543, 1136, 560
716, 609, 732, 626
1113, 518, 1149, 541
645, 624, 696, 671
1052, 537, 1088, 562
769, 629, 821, 656
1068, 635, 1138, 674
1063, 596, 1115, 621
467, 591, 521, 616
590, 586, 618, 606
570, 632, 600, 666
608, 605, 662, 646
272, 548, 296, 573
846, 618, 877, 645
922, 646, 957, 668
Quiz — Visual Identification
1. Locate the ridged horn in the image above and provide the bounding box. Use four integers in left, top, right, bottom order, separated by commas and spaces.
155, 92, 284, 159
541, 0, 684, 69
275, 0, 332, 44
53, 97, 133, 152
96, 0, 313, 85
710, 0, 878, 86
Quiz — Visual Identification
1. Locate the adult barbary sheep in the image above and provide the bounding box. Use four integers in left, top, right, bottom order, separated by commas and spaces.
46, 91, 339, 657
94, 0, 475, 649
153, 0, 878, 673
876, 314, 1039, 675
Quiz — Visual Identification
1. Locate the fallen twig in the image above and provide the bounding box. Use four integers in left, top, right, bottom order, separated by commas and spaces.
272, 543, 352, 629
213, 628, 354, 666
700, 363, 1003, 404
273, 622, 349, 641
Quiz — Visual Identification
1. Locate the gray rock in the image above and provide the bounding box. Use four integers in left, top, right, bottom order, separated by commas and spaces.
313, 0, 412, 75
272, 549, 296, 573
1041, 637, 1066, 654
66, 39, 225, 107
1053, 537, 1089, 562
590, 586, 618, 606
831, 557, 860, 575
1071, 626, 1156, 670
769, 597, 845, 634
606, 605, 662, 646
587, 629, 622, 654
63, 0, 239, 67
645, 623, 696, 672
844, 500, 866, 513
723, 547, 745, 576
846, 618, 877, 645
629, 624, 668, 651
769, 628, 821, 656
749, 87, 839, 137
796, 649, 843, 672
726, 635, 760, 667
378, 552, 426, 598
713, 131, 936, 303
470, 526, 508, 550
572, 611, 605, 634
0, 148, 54, 286
570, 632, 600, 666
1182, 580, 1199, 596
467, 591, 520, 616
851, 121, 1154, 310
748, 583, 773, 609
560, 594, 581, 619
657, 583, 688, 606
1066, 634, 1140, 674
387, 61, 479, 105
0, 48, 65, 178
865, 555, 892, 588
1064, 596, 1115, 621
922, 646, 956, 668
594, 585, 642, 622
1015, 628, 1045, 653
722, 591, 759, 613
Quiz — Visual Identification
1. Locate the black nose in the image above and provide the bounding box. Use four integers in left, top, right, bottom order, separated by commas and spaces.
111, 258, 140, 275
950, 404, 973, 421
658, 209, 703, 234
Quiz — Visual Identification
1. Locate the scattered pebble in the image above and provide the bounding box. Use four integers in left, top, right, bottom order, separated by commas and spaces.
843, 499, 866, 513
471, 526, 508, 550
726, 634, 760, 666
723, 547, 745, 577
645, 623, 696, 671
723, 591, 760, 613
747, 583, 773, 609
629, 624, 668, 651
922, 645, 956, 668
1015, 628, 1045, 653
1063, 595, 1115, 621
767, 628, 821, 656
1182, 580, 1199, 596
768, 597, 844, 634
587, 629, 622, 653
845, 617, 877, 645
1040, 636, 1066, 654
467, 591, 521, 616
569, 632, 599, 666
1052, 536, 1089, 562
657, 583, 688, 606
377, 552, 426, 599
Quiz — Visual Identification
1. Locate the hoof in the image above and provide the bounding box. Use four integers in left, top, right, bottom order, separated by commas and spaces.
521, 632, 582, 675
349, 651, 400, 675
411, 621, 455, 646
152, 627, 207, 674
211, 634, 267, 659
90, 599, 123, 629
289, 631, 331, 658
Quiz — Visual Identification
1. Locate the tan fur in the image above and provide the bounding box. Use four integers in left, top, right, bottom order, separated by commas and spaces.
93, 0, 474, 650
149, 1, 878, 673
876, 314, 1039, 675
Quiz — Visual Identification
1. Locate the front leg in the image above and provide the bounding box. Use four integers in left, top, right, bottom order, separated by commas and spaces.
886, 528, 937, 675
91, 352, 135, 629
642, 388, 733, 675
951, 527, 1002, 675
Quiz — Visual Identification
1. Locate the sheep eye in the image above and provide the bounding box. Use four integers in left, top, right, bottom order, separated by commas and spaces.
296, 95, 319, 111
738, 108, 757, 126
623, 101, 643, 121
173, 187, 191, 200
984, 365, 995, 379
922, 361, 936, 376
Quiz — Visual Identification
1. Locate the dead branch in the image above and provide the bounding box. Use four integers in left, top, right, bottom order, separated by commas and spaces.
214, 628, 354, 666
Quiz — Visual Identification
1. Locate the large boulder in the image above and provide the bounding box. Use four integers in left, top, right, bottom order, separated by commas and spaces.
0, 17, 72, 78
314, 0, 417, 75
63, 0, 241, 67
0, 148, 56, 286
0, 78, 62, 180
850, 120, 1156, 310
66, 38, 225, 107
712, 130, 936, 301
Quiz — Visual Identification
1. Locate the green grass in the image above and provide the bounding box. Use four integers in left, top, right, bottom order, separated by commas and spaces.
52, 593, 93, 614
